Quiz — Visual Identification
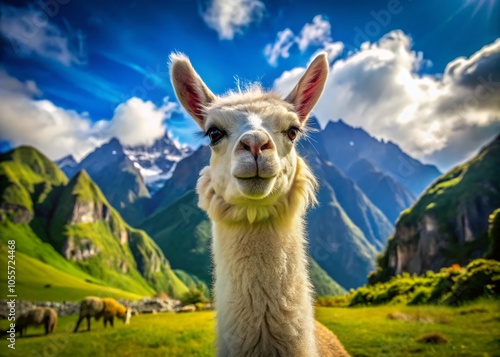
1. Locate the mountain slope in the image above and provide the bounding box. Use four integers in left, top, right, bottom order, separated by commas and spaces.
371, 134, 500, 283
0, 146, 68, 223
148, 145, 210, 215
68, 138, 150, 226
320, 120, 441, 197
346, 158, 416, 223
0, 146, 189, 298
124, 131, 192, 194
55, 154, 78, 178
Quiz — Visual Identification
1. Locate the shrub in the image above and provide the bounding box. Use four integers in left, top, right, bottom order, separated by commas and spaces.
345, 258, 500, 307
181, 288, 209, 306
485, 208, 500, 260
316, 295, 348, 307
443, 259, 500, 305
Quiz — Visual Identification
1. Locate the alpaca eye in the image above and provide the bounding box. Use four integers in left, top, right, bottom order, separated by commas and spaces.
207, 127, 226, 145
287, 127, 299, 141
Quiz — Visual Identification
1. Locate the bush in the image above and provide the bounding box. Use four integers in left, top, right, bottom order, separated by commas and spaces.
316, 295, 348, 307
485, 208, 500, 260
443, 259, 500, 304
181, 288, 209, 306
344, 259, 500, 307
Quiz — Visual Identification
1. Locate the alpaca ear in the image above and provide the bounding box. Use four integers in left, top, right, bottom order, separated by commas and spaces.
170, 53, 215, 128
285, 52, 329, 123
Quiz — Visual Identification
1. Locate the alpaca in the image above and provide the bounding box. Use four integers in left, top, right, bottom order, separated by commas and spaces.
74, 297, 131, 332
17, 307, 57, 337
170, 53, 350, 357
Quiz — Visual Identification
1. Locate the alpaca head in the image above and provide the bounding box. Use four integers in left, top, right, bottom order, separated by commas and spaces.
170, 53, 328, 224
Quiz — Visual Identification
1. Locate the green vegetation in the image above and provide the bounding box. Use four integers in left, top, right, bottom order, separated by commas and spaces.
317, 299, 500, 357
308, 258, 346, 297
486, 208, 500, 260
398, 136, 500, 236
140, 191, 213, 285
0, 146, 189, 300
1, 312, 216, 357
325, 259, 500, 307
372, 136, 500, 283
0, 146, 68, 221
2, 300, 498, 357
174, 269, 211, 298
0, 250, 143, 301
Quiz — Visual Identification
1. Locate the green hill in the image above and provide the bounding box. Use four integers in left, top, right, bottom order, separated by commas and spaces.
371, 134, 500, 283
0, 146, 188, 299
0, 146, 68, 222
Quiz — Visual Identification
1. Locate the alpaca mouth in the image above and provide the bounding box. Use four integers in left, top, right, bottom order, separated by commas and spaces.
236, 175, 276, 180
235, 175, 276, 198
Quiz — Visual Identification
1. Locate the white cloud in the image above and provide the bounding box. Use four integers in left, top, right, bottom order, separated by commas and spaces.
202, 0, 264, 40
297, 15, 331, 52
264, 15, 343, 66
273, 31, 500, 170
0, 5, 86, 66
264, 29, 295, 66
99, 98, 176, 147
313, 41, 344, 63
0, 71, 177, 160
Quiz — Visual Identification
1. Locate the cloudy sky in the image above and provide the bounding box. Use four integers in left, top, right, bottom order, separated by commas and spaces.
0, 0, 499, 170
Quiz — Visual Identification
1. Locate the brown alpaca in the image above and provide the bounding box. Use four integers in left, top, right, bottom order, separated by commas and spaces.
171, 53, 350, 356
17, 307, 57, 337
74, 296, 131, 332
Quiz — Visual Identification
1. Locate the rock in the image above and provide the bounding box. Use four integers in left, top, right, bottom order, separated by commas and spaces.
178, 304, 196, 313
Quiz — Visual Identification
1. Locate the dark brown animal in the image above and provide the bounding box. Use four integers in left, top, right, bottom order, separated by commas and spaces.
17, 307, 57, 337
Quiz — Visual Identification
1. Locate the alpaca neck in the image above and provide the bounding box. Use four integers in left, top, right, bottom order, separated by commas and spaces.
212, 219, 318, 357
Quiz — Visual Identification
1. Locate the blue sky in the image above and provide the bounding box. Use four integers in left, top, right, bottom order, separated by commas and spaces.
0, 0, 499, 170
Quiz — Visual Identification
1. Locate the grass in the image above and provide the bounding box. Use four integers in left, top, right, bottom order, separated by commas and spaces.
2, 312, 216, 357
0, 221, 151, 300
1, 300, 498, 356
0, 250, 143, 301
317, 299, 500, 357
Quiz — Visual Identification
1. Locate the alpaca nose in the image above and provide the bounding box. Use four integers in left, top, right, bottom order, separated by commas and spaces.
239, 132, 273, 158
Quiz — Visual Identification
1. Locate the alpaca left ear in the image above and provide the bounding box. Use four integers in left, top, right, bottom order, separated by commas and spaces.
285, 52, 329, 123
170, 52, 215, 129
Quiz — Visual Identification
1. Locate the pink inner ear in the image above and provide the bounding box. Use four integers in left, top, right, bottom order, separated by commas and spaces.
184, 80, 204, 121
296, 68, 323, 120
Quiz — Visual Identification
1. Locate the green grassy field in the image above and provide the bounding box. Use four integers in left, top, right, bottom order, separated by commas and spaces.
0, 251, 144, 301
2, 300, 498, 356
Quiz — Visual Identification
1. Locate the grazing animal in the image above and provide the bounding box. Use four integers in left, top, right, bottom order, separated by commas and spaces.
74, 296, 131, 332
170, 53, 350, 357
17, 307, 57, 337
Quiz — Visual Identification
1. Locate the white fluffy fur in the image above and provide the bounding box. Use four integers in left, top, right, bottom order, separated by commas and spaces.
170, 52, 349, 357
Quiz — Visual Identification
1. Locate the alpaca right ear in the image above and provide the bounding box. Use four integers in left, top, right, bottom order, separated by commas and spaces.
170, 53, 215, 128
285, 52, 328, 123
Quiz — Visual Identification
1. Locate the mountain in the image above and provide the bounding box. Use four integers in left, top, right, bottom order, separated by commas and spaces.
54, 155, 78, 178
148, 145, 210, 214
0, 146, 189, 298
123, 132, 192, 194
299, 137, 391, 289
346, 158, 416, 223
66, 138, 151, 226
0, 146, 68, 223
370, 134, 500, 283
320, 120, 441, 197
